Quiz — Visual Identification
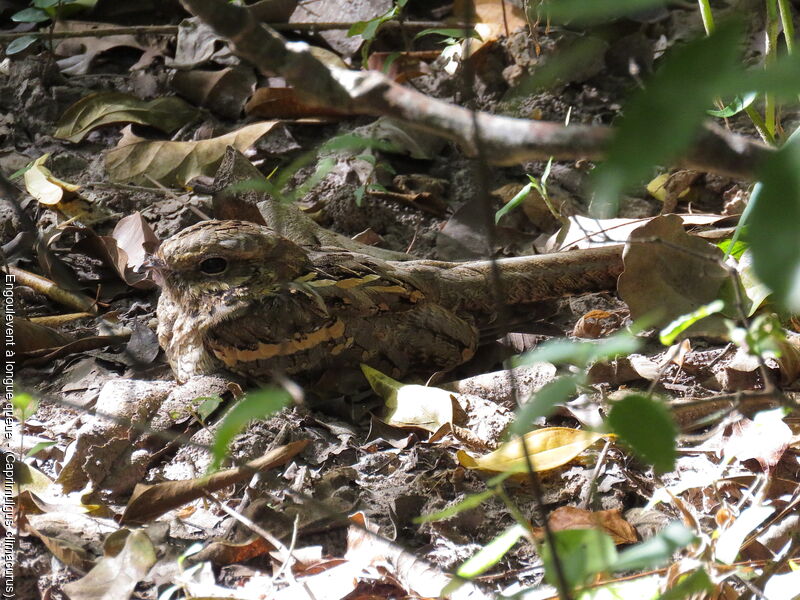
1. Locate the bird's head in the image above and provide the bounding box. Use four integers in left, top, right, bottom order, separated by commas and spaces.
154, 220, 311, 323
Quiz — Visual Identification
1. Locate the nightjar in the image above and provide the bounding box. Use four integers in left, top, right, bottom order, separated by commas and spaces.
155, 220, 623, 386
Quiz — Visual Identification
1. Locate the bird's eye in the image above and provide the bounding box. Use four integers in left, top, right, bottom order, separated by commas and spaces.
199, 257, 228, 275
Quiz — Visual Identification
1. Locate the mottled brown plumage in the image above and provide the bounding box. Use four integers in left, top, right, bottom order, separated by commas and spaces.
156, 220, 623, 386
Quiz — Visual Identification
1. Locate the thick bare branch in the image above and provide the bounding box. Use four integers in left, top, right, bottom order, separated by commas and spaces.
179, 0, 772, 179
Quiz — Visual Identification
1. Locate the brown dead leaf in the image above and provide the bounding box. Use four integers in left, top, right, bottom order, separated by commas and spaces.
120, 439, 309, 524
245, 87, 347, 119
54, 21, 167, 75
724, 412, 791, 472
618, 214, 727, 330
458, 427, 608, 474
546, 506, 638, 545
171, 67, 256, 119
54, 92, 201, 143
69, 216, 159, 289
106, 121, 279, 186
12, 318, 71, 354
63, 530, 157, 600
112, 212, 161, 274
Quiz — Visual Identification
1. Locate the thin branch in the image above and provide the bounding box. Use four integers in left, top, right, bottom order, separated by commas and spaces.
177, 0, 772, 178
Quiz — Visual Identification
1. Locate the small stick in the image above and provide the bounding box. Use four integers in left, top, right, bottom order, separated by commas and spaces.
8, 265, 97, 314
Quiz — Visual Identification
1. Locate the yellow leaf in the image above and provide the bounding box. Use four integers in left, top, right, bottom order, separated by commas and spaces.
23, 154, 81, 205
458, 427, 609, 473
361, 364, 455, 432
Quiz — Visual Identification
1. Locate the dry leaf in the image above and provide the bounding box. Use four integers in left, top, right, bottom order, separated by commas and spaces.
54, 21, 167, 75
458, 427, 608, 473
170, 67, 256, 119
62, 530, 157, 600
245, 87, 347, 119
618, 214, 727, 329
361, 364, 459, 433
547, 506, 638, 545
23, 154, 81, 205
55, 92, 201, 143
106, 121, 279, 186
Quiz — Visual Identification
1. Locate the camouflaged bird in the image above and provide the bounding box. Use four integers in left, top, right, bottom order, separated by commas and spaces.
156, 220, 623, 386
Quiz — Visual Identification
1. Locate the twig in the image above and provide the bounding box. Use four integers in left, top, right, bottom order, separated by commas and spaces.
0, 21, 471, 42
9, 265, 97, 314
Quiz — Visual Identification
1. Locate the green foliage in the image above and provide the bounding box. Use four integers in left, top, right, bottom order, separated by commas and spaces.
209, 387, 291, 472
456, 523, 528, 578
348, 0, 409, 65
591, 22, 743, 216
707, 92, 757, 117
607, 394, 677, 473
495, 159, 552, 223
510, 375, 580, 435
413, 28, 482, 43
749, 131, 800, 313
542, 529, 617, 588
659, 299, 725, 345
612, 521, 696, 571
11, 391, 39, 422
540, 0, 669, 24
227, 132, 398, 206
513, 329, 641, 369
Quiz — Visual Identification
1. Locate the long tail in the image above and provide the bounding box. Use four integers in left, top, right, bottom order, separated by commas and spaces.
398, 245, 624, 316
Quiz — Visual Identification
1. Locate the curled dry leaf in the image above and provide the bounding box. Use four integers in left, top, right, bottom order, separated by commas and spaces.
361, 364, 461, 433
458, 427, 608, 474
171, 66, 256, 119
23, 154, 81, 205
55, 92, 202, 143
106, 121, 279, 186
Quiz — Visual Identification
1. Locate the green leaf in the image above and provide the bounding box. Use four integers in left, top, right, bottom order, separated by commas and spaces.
657, 569, 714, 600
717, 237, 748, 260
354, 185, 366, 207
210, 387, 291, 472
749, 130, 800, 313
414, 489, 496, 523
12, 7, 50, 22
591, 22, 743, 217
494, 181, 533, 223
510, 375, 580, 436
193, 396, 222, 423
5, 35, 38, 55
607, 394, 677, 473
11, 392, 39, 422
707, 92, 758, 117
612, 521, 696, 572
347, 21, 369, 37
659, 299, 725, 345
542, 529, 618, 588
26, 441, 57, 459
414, 28, 482, 41
457, 523, 528, 578
513, 330, 641, 369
